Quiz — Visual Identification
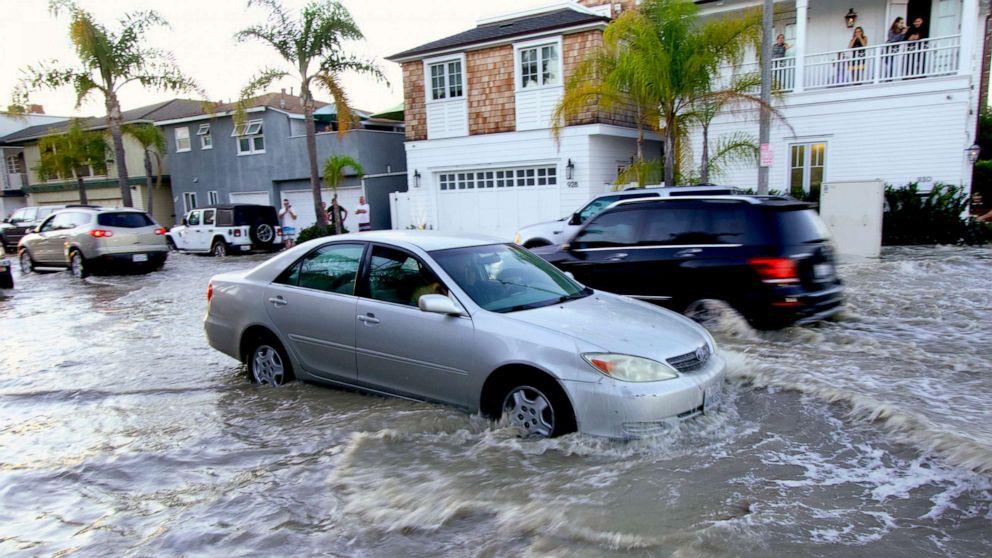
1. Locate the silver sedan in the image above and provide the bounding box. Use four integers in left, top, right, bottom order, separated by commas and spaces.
205, 231, 726, 438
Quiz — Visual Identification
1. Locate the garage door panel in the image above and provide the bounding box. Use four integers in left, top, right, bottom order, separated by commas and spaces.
229, 191, 271, 206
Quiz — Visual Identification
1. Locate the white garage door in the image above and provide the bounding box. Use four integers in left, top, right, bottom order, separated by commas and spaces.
282, 186, 364, 232
229, 191, 271, 206
436, 166, 561, 240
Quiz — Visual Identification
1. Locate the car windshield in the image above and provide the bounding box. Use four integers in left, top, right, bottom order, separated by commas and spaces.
431, 243, 591, 313
98, 212, 154, 228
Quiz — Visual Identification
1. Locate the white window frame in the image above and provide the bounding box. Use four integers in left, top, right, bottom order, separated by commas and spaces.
183, 191, 198, 212
514, 36, 563, 92
437, 165, 558, 191
423, 53, 467, 104
788, 141, 828, 196
175, 126, 191, 153
197, 123, 212, 150
232, 119, 265, 155
208, 190, 219, 205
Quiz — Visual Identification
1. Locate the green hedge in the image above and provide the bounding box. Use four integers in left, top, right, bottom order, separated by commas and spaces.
297, 223, 348, 243
883, 183, 991, 245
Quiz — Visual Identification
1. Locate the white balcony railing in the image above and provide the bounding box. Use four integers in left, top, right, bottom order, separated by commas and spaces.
804, 35, 960, 90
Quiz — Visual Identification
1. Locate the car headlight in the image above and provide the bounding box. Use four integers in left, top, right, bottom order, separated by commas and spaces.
581, 353, 679, 382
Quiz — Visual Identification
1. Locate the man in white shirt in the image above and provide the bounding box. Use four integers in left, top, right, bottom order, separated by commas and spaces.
278, 199, 297, 248
355, 196, 371, 232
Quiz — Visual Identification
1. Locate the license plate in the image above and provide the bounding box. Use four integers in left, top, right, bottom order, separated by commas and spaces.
704, 384, 722, 414
813, 263, 834, 279
132, 254, 148, 263
240, 245, 251, 251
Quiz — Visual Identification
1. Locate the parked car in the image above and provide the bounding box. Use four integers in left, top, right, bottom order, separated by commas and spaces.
0, 245, 12, 289
514, 185, 742, 248
1, 205, 77, 251
531, 196, 844, 329
167, 204, 282, 256
204, 231, 725, 439
18, 207, 168, 278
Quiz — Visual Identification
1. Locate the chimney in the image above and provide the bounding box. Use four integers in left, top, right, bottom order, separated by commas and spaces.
29, 104, 45, 114
290, 86, 294, 96
281, 88, 286, 95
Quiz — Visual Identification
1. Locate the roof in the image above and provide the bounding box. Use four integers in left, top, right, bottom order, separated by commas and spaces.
0, 98, 206, 143
219, 92, 328, 115
387, 7, 609, 61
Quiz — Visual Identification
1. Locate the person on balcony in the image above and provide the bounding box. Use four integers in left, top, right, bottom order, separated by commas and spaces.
847, 27, 869, 84
904, 17, 928, 76
884, 18, 907, 79
772, 34, 790, 59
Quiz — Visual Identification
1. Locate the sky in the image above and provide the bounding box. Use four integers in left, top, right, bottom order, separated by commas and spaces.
0, 0, 552, 118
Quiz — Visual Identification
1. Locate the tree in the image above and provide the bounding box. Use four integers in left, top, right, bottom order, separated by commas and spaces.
236, 0, 384, 228
35, 119, 108, 205
690, 73, 762, 184
322, 155, 364, 233
15, 0, 199, 207
553, 0, 764, 186
122, 123, 166, 217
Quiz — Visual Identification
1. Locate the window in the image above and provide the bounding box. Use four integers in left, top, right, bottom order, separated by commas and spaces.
197, 123, 212, 149
233, 119, 265, 154
519, 42, 560, 89
427, 58, 464, 101
5, 154, 24, 174
572, 209, 647, 249
640, 204, 747, 246
175, 127, 191, 152
202, 209, 215, 226
276, 243, 365, 295
208, 191, 219, 205
49, 212, 84, 231
789, 143, 826, 198
183, 192, 198, 212
186, 210, 201, 226
368, 246, 445, 307
437, 166, 557, 191
97, 212, 153, 228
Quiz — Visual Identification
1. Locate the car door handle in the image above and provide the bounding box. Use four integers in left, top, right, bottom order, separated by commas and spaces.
605, 253, 628, 262
675, 249, 702, 257
357, 313, 380, 324
268, 296, 288, 307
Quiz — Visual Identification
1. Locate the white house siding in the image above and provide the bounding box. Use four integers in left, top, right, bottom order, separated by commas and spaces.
403, 125, 650, 239
690, 75, 978, 191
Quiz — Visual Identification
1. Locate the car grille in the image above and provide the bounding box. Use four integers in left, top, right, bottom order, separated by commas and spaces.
667, 344, 711, 373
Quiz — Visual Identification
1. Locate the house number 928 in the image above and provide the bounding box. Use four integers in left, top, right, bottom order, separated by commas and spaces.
567, 180, 579, 188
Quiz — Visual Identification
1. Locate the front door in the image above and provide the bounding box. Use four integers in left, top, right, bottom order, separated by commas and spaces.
263, 242, 366, 381
355, 244, 474, 406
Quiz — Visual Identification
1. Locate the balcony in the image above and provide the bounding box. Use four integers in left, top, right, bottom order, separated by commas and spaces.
3, 173, 28, 191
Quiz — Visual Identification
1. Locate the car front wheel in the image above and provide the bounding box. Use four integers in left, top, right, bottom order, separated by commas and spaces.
211, 240, 228, 257
69, 250, 88, 279
19, 250, 34, 273
501, 378, 576, 438
247, 336, 293, 386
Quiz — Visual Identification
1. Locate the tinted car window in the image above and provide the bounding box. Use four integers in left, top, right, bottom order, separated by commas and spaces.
367, 246, 445, 307
640, 203, 748, 245
38, 216, 58, 232
37, 208, 56, 221
572, 209, 645, 249
202, 209, 215, 226
50, 213, 81, 230
774, 209, 830, 244
277, 243, 364, 295
98, 212, 153, 228
12, 208, 35, 222
66, 212, 92, 228
187, 211, 201, 226
216, 209, 234, 227
233, 206, 278, 226
577, 193, 655, 223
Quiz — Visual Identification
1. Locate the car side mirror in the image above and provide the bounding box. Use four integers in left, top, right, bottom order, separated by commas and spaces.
182, 218, 188, 226
2, 218, 9, 223
418, 294, 466, 316
568, 212, 581, 226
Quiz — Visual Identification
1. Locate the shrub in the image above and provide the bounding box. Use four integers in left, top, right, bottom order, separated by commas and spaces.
883, 182, 991, 245
297, 223, 348, 243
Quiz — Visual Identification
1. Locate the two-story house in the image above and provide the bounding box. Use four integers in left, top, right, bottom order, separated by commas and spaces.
0, 99, 205, 225
155, 91, 407, 230
691, 0, 989, 197
386, 1, 661, 238
0, 107, 69, 219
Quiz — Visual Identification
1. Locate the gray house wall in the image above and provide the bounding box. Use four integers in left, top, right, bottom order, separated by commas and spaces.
162, 109, 406, 224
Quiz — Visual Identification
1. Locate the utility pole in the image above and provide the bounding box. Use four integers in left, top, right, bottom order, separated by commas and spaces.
757, 0, 773, 194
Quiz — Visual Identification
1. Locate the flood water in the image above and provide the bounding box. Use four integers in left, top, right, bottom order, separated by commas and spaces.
1, 246, 990, 557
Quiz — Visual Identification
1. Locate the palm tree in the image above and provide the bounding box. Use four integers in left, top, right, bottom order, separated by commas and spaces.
14, 0, 199, 207
123, 124, 166, 218
553, 0, 764, 186
35, 119, 108, 205
236, 0, 384, 228
322, 155, 364, 233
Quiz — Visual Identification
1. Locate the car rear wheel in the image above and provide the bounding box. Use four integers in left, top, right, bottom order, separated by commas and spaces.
501, 377, 576, 438
19, 250, 35, 273
246, 335, 294, 386
69, 250, 88, 279
211, 240, 228, 257
166, 237, 177, 251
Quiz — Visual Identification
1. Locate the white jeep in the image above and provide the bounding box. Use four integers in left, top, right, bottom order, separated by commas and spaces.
168, 204, 282, 256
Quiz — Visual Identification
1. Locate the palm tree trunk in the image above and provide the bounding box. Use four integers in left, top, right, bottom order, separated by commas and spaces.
75, 173, 88, 205
302, 84, 328, 229
700, 123, 710, 184
143, 150, 155, 217
664, 113, 676, 187
106, 94, 133, 207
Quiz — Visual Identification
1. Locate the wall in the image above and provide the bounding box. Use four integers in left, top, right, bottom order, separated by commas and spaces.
364, 174, 409, 230
806, 0, 889, 55
467, 46, 516, 135
403, 61, 427, 141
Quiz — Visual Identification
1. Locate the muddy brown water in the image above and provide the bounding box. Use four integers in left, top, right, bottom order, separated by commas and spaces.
1, 246, 990, 557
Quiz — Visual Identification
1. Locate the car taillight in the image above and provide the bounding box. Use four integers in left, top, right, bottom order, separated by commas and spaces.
277, 227, 282, 237
207, 282, 213, 303
154, 227, 167, 235
233, 229, 242, 237
90, 229, 114, 238
748, 257, 800, 284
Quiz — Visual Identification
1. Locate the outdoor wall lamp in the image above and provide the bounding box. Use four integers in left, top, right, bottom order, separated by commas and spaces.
413, 169, 421, 188
566, 158, 575, 180
844, 8, 858, 28
966, 144, 982, 165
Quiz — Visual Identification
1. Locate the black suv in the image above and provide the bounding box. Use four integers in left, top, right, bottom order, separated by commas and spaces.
531, 196, 844, 329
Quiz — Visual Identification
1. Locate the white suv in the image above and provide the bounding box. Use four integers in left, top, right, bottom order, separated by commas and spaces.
514, 185, 742, 248
168, 204, 282, 256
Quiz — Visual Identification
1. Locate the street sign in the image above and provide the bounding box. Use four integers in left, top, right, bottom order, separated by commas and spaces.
760, 144, 773, 167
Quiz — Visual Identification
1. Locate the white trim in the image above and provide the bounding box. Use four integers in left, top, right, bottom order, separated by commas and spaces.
198, 123, 212, 150
361, 171, 408, 178
423, 53, 467, 105
514, 36, 564, 92
155, 107, 265, 127
388, 22, 607, 63
233, 119, 265, 155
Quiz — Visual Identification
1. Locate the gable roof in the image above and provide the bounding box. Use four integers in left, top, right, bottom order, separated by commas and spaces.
387, 8, 609, 61
0, 98, 206, 143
